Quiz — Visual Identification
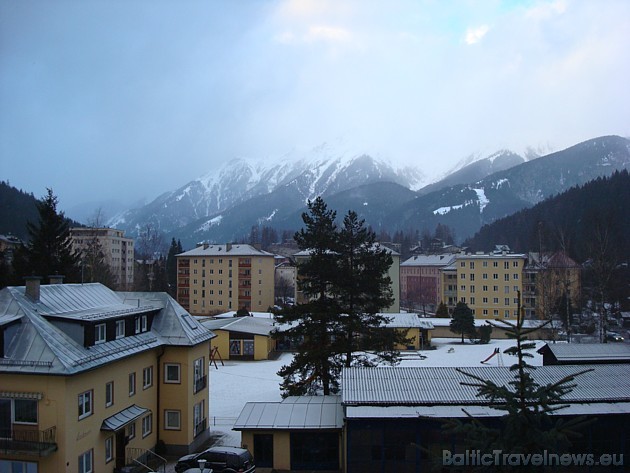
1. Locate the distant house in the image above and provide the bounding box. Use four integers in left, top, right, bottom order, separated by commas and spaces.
234, 396, 343, 471
201, 316, 277, 361
537, 343, 630, 365
0, 277, 214, 473
400, 254, 456, 313
380, 313, 434, 349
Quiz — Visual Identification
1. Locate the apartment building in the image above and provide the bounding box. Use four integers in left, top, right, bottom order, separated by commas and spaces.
441, 251, 527, 319
0, 277, 213, 473
176, 243, 276, 316
70, 227, 134, 289
400, 254, 456, 313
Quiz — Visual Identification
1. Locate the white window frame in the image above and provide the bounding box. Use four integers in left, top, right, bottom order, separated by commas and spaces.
105, 381, 114, 407
78, 449, 93, 473
164, 363, 181, 383
143, 366, 153, 389
95, 323, 106, 344
164, 410, 181, 430
105, 436, 113, 463
129, 372, 136, 396
115, 320, 125, 339
142, 413, 152, 438
78, 390, 93, 420
141, 315, 147, 332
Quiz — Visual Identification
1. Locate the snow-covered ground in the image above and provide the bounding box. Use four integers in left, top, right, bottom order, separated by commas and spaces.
208, 338, 545, 446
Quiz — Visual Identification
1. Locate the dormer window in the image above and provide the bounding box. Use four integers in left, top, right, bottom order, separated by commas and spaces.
135, 315, 148, 334
115, 320, 125, 339
95, 324, 106, 344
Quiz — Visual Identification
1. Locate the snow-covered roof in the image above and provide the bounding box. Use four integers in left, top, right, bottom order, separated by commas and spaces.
201, 316, 277, 337
341, 365, 630, 406
538, 343, 630, 362
234, 395, 343, 430
382, 313, 434, 329
177, 243, 274, 257
0, 283, 214, 375
401, 254, 456, 267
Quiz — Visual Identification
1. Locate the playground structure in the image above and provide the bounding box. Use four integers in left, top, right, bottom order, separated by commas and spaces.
481, 347, 504, 366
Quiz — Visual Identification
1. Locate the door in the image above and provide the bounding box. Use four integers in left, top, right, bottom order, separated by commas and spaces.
115, 430, 126, 469
254, 434, 274, 467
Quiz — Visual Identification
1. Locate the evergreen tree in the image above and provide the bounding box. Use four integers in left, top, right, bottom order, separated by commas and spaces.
335, 211, 405, 367
274, 197, 341, 396
436, 301, 449, 318
447, 297, 592, 471
450, 301, 476, 343
14, 189, 80, 281
166, 238, 183, 296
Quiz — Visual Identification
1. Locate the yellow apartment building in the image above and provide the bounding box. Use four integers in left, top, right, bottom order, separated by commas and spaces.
176, 243, 276, 316
70, 227, 135, 289
0, 277, 213, 473
441, 251, 527, 319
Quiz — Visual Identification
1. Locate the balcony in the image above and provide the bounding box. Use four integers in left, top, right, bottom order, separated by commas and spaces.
193, 374, 207, 394
0, 426, 57, 457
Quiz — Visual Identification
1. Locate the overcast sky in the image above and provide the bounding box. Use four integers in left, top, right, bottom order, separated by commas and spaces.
1, 0, 629, 214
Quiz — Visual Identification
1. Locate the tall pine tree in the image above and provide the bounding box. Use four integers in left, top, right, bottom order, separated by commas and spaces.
13, 189, 80, 282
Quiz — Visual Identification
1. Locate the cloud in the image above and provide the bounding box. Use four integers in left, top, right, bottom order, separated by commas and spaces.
525, 0, 568, 21
304, 25, 351, 43
465, 25, 490, 45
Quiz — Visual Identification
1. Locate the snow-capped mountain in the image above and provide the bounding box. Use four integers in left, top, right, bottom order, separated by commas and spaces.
108, 143, 428, 236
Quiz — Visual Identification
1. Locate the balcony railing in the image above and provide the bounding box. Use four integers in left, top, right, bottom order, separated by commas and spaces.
0, 426, 57, 457
126, 447, 167, 473
194, 417, 207, 438
193, 374, 207, 394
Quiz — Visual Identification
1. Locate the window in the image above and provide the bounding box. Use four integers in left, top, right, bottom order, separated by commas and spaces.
504, 310, 510, 318
513, 273, 519, 280
470, 297, 475, 305
105, 436, 113, 463
135, 317, 141, 334
143, 366, 153, 389
95, 324, 106, 344
483, 261, 488, 267
194, 357, 206, 393
493, 309, 499, 316
165, 363, 181, 383
514, 286, 519, 292
165, 410, 181, 430
504, 274, 510, 281
105, 381, 114, 407
482, 273, 488, 279
483, 285, 488, 291
460, 261, 465, 267
504, 261, 509, 269
129, 372, 136, 396
460, 285, 465, 291
513, 261, 519, 267
493, 298, 499, 304
116, 320, 125, 339
470, 273, 475, 281
142, 413, 152, 437
493, 273, 498, 279
78, 390, 93, 419
460, 273, 466, 279
127, 421, 136, 440
193, 400, 205, 437
493, 261, 498, 267
78, 449, 93, 473
493, 286, 499, 292
14, 399, 37, 424
504, 286, 510, 294
141, 315, 147, 332
483, 309, 488, 315
483, 297, 489, 303
470, 285, 475, 293
469, 262, 475, 269
505, 298, 510, 305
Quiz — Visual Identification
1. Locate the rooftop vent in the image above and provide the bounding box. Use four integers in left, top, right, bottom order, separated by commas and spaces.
24, 276, 42, 302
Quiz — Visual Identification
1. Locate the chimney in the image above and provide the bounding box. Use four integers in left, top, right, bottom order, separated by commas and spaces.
226, 243, 232, 252
49, 274, 65, 285
24, 276, 42, 302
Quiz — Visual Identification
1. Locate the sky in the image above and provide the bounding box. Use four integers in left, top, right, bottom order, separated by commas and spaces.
1, 0, 629, 216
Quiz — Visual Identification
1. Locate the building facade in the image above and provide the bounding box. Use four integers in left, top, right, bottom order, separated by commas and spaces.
400, 254, 456, 313
176, 244, 276, 316
0, 278, 213, 473
70, 227, 135, 289
441, 251, 527, 319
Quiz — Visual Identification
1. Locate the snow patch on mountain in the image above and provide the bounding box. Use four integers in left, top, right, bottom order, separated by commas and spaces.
433, 204, 464, 215
197, 215, 223, 232
473, 188, 489, 212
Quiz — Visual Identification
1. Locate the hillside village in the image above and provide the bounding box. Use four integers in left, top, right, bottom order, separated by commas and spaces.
1, 180, 629, 472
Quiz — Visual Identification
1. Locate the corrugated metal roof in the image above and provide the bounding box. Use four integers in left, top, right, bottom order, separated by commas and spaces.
341, 365, 630, 406
539, 343, 630, 361
401, 254, 456, 267
382, 313, 434, 329
234, 395, 343, 430
177, 244, 274, 257
0, 284, 214, 375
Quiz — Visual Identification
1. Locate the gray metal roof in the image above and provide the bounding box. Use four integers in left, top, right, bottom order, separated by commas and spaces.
177, 244, 274, 257
234, 395, 343, 430
341, 365, 630, 406
539, 343, 630, 361
101, 404, 149, 431
346, 402, 630, 419
200, 317, 277, 337
0, 283, 214, 375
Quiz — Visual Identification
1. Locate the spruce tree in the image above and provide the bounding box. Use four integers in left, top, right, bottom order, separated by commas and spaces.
436, 301, 449, 318
166, 238, 183, 296
274, 197, 341, 396
450, 301, 476, 343
447, 295, 592, 471
15, 189, 80, 281
335, 210, 405, 367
